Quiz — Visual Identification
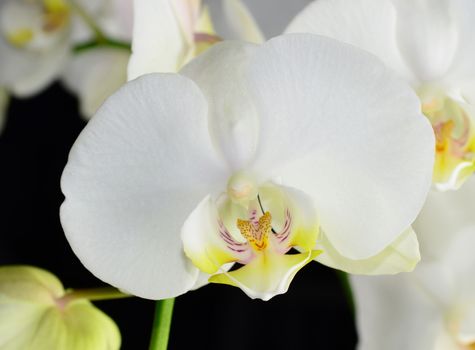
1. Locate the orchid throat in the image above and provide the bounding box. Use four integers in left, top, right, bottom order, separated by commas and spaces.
183, 171, 321, 300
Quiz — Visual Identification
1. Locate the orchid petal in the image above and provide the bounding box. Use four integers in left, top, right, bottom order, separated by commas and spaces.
316, 228, 420, 275
0, 37, 69, 97
458, 303, 475, 345
444, 0, 475, 82
62, 48, 130, 120
413, 178, 475, 260
182, 196, 252, 275
209, 250, 320, 301
350, 274, 444, 350
180, 41, 259, 169
222, 0, 265, 44
285, 0, 414, 83
443, 225, 475, 300
257, 184, 319, 252
245, 34, 434, 260
0, 266, 121, 350
61, 74, 229, 299
128, 0, 186, 79
172, 0, 201, 45
25, 300, 120, 350
391, 0, 457, 82
195, 5, 215, 35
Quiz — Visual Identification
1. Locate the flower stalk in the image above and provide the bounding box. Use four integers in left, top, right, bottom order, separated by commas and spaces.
149, 298, 175, 350
70, 0, 131, 53
56, 287, 131, 308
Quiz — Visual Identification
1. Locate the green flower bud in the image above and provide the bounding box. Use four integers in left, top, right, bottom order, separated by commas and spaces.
0, 265, 121, 349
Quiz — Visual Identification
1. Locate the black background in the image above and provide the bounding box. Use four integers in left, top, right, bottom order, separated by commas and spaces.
0, 84, 357, 349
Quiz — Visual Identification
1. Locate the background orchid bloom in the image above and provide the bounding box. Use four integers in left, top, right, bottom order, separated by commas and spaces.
0, 0, 71, 98
0, 265, 121, 350
64, 0, 263, 120
127, 0, 263, 80
351, 178, 475, 350
61, 34, 434, 301
0, 0, 131, 122
287, 0, 475, 191
62, 0, 133, 120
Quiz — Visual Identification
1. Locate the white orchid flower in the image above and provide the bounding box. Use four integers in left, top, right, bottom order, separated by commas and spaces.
0, 265, 121, 350
61, 34, 434, 301
351, 178, 475, 350
62, 0, 134, 120
128, 0, 263, 80
62, 47, 131, 119
0, 0, 114, 104
0, 0, 71, 97
287, 0, 475, 191
64, 0, 261, 120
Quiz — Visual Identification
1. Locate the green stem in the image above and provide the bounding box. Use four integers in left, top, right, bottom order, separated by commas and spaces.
73, 39, 131, 53
149, 299, 175, 350
336, 271, 354, 315
56, 287, 131, 309
70, 0, 107, 42
69, 0, 131, 53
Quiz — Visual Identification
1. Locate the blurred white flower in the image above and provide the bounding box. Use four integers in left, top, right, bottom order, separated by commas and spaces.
0, 0, 71, 97
0, 0, 131, 124
60, 0, 133, 121
65, 0, 263, 120
128, 0, 256, 79
61, 34, 434, 300
287, 0, 475, 191
0, 265, 120, 350
351, 178, 475, 350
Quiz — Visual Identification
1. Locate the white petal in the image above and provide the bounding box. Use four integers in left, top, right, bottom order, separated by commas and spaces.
443, 225, 475, 300
246, 34, 434, 259
182, 195, 253, 275
413, 178, 475, 260
316, 227, 420, 275
351, 274, 444, 350
391, 0, 458, 82
222, 0, 265, 43
62, 48, 130, 120
127, 0, 186, 80
0, 38, 70, 97
441, 0, 475, 83
458, 302, 475, 345
209, 250, 319, 301
180, 41, 259, 170
61, 73, 228, 299
286, 0, 414, 83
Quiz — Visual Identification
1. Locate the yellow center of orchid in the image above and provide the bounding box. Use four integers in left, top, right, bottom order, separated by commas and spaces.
237, 211, 271, 251
183, 182, 321, 300
2, 0, 70, 50
418, 86, 475, 190
43, 0, 70, 32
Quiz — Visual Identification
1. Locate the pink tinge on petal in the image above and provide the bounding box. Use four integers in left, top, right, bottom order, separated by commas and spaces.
218, 220, 254, 264
270, 208, 293, 255
172, 0, 201, 44
194, 32, 221, 44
